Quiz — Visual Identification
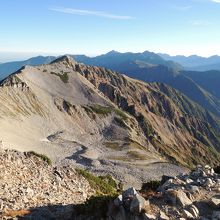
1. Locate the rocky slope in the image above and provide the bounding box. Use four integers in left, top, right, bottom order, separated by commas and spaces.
107, 165, 220, 220
76, 59, 220, 166
0, 147, 94, 219
0, 56, 220, 187
2, 147, 220, 220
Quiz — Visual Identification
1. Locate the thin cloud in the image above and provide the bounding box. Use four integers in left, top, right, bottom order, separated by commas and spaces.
50, 7, 135, 20
173, 5, 192, 11
210, 0, 220, 3
189, 20, 212, 26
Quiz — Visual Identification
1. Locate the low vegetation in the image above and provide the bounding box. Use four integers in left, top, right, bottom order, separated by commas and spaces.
75, 168, 118, 195
50, 71, 69, 83
104, 142, 121, 151
75, 169, 119, 219
114, 116, 131, 130
27, 151, 52, 165
141, 180, 161, 192
84, 104, 128, 119
127, 150, 147, 160
140, 180, 161, 200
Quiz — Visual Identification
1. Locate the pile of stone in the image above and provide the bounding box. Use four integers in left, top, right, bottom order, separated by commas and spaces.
108, 165, 220, 220
0, 148, 94, 219
2, 146, 220, 220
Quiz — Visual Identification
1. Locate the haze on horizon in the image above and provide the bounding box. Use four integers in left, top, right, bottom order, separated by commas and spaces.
1, 0, 220, 62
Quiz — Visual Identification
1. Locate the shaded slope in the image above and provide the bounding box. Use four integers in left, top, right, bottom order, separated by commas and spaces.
96, 61, 220, 118
74, 60, 220, 166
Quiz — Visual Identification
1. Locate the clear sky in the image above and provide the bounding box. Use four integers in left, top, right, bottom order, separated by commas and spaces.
0, 0, 220, 61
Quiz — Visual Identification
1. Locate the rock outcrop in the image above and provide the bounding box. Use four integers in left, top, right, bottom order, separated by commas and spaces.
108, 165, 220, 220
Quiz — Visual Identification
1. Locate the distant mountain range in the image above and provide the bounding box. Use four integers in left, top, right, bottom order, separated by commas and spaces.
0, 56, 56, 80
159, 53, 220, 71
0, 51, 220, 118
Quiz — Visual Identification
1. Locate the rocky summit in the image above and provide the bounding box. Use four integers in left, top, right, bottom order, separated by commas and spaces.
107, 165, 220, 220
1, 147, 220, 219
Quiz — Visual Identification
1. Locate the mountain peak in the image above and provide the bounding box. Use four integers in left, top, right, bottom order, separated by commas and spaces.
51, 55, 77, 65
105, 50, 120, 56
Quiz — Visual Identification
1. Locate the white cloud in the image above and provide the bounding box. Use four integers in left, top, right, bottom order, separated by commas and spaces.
210, 0, 220, 3
49, 7, 134, 20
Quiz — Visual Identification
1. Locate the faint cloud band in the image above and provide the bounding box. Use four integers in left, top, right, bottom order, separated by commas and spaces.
50, 7, 135, 20
189, 20, 212, 26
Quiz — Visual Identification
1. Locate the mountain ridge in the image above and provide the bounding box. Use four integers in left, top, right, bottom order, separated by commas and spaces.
159, 53, 220, 71
1, 55, 220, 171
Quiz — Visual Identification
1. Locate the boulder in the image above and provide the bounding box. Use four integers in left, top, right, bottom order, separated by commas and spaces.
187, 185, 200, 194
183, 209, 194, 219
187, 204, 199, 218
210, 195, 220, 207
212, 211, 220, 220
122, 187, 137, 209
130, 194, 150, 214
114, 195, 123, 207
143, 213, 157, 220
165, 189, 192, 207
159, 210, 169, 220
204, 178, 214, 187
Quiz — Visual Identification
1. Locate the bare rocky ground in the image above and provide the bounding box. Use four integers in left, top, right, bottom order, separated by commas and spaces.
0, 147, 94, 219
107, 165, 220, 220
1, 147, 220, 220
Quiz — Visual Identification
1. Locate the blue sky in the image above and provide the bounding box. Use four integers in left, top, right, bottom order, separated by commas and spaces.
0, 0, 220, 61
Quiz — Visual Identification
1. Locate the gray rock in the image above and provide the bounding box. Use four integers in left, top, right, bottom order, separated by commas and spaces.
159, 210, 169, 220
166, 189, 192, 207
187, 204, 199, 218
187, 185, 200, 194
183, 209, 194, 219
114, 195, 123, 207
122, 187, 137, 209
143, 213, 157, 220
130, 194, 149, 214
185, 178, 194, 184
204, 178, 214, 187
212, 211, 220, 220
122, 187, 137, 199
210, 195, 220, 207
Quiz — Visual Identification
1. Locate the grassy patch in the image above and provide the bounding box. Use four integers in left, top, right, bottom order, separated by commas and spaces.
114, 108, 128, 120
104, 142, 121, 151
98, 175, 118, 189
141, 180, 161, 192
114, 117, 130, 130
75, 169, 119, 219
89, 105, 112, 115
27, 151, 52, 165
84, 104, 128, 119
50, 71, 69, 83
127, 139, 147, 151
108, 156, 131, 161
75, 169, 117, 196
127, 150, 147, 160
137, 114, 154, 137
13, 75, 23, 83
